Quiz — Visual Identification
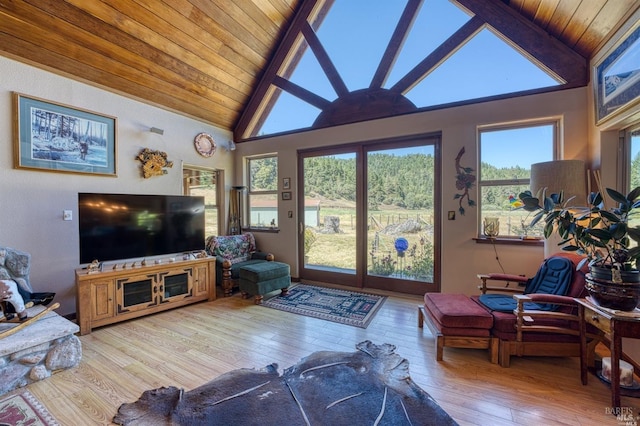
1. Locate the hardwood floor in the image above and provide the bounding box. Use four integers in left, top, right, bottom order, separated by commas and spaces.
18, 286, 639, 425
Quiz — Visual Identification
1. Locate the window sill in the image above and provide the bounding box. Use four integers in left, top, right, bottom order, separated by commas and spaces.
246, 227, 280, 233
473, 237, 543, 246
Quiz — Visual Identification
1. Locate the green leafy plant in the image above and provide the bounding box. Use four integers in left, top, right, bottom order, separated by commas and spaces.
519, 187, 640, 271
370, 253, 397, 276
304, 227, 317, 255
406, 236, 434, 280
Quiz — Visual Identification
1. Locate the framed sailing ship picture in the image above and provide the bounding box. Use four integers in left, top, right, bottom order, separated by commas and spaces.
13, 93, 117, 176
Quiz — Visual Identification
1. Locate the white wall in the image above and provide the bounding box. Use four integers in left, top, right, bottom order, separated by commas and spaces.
0, 56, 233, 316
236, 87, 590, 295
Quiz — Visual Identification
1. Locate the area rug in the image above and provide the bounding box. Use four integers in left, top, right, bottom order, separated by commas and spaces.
113, 340, 457, 425
0, 390, 59, 426
261, 284, 386, 328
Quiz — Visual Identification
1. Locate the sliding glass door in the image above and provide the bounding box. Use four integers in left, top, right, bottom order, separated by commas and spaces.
300, 150, 359, 286
365, 142, 439, 294
299, 135, 440, 294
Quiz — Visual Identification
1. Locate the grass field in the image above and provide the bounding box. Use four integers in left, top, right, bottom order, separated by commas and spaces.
305, 207, 434, 279
303, 205, 545, 278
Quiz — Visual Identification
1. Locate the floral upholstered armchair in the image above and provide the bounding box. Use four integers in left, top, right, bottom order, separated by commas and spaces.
205, 233, 274, 296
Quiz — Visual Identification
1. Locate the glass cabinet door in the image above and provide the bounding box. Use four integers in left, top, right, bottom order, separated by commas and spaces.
159, 268, 193, 301
117, 274, 156, 313
162, 271, 191, 299
117, 268, 194, 313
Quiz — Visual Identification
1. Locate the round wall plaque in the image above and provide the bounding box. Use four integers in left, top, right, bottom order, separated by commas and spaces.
194, 132, 216, 157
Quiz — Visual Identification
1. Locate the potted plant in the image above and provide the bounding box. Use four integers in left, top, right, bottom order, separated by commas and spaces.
518, 186, 640, 311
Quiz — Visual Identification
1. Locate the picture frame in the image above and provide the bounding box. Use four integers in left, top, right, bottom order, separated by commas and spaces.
13, 93, 117, 176
282, 191, 292, 201
594, 20, 640, 125
282, 177, 291, 190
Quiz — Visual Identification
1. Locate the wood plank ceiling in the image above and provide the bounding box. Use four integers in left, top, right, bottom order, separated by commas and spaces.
0, 0, 638, 138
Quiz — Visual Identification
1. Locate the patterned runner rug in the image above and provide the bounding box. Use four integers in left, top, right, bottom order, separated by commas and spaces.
261, 284, 386, 328
0, 390, 59, 426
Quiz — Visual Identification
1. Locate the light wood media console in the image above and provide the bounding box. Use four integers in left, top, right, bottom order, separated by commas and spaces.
75, 256, 215, 335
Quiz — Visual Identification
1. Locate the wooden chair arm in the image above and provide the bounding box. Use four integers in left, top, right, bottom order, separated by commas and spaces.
478, 273, 529, 282
482, 286, 525, 294
513, 294, 586, 341
477, 273, 528, 294
513, 294, 579, 310
526, 294, 577, 305
251, 251, 275, 261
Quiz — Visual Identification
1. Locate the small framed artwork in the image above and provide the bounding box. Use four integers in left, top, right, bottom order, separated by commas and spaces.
283, 177, 291, 190
13, 92, 117, 176
594, 19, 640, 125
282, 191, 292, 201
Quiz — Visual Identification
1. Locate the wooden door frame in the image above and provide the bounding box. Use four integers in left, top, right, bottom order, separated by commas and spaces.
297, 132, 441, 294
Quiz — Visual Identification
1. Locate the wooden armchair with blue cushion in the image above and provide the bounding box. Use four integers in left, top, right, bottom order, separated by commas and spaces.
472, 252, 602, 367
205, 232, 274, 296
420, 252, 602, 367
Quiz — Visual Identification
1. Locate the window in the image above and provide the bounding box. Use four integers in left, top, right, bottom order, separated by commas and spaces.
183, 166, 221, 237
239, 0, 566, 139
248, 156, 278, 228
623, 126, 640, 232
479, 122, 556, 238
628, 127, 640, 191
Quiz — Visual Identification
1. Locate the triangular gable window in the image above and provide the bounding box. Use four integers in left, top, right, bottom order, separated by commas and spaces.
236, 0, 586, 140
405, 28, 560, 106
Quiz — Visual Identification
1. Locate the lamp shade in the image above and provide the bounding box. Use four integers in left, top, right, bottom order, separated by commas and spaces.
530, 160, 587, 207
530, 160, 587, 257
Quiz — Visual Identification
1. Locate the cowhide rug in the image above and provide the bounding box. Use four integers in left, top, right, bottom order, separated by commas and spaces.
113, 340, 457, 425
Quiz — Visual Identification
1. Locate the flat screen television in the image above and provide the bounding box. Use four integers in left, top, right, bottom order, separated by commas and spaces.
78, 193, 205, 264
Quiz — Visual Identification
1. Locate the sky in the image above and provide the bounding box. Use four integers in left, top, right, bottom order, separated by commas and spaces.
258, 0, 561, 170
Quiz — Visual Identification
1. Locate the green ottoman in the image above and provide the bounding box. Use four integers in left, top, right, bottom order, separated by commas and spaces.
239, 261, 290, 304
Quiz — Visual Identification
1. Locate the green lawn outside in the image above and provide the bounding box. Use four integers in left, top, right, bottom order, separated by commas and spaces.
305, 207, 434, 280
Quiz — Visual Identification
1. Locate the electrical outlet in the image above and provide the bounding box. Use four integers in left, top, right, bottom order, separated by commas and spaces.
63, 210, 72, 221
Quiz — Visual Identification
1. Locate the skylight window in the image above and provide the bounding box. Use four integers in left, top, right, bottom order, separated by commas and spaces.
244, 0, 569, 139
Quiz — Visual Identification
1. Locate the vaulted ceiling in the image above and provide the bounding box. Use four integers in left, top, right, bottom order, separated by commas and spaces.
0, 0, 638, 138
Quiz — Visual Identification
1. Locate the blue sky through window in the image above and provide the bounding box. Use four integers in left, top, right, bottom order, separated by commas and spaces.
405, 28, 560, 106
258, 0, 561, 137
316, 1, 404, 91
481, 124, 554, 170
385, 0, 472, 88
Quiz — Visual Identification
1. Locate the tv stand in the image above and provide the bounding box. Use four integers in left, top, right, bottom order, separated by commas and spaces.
75, 256, 215, 335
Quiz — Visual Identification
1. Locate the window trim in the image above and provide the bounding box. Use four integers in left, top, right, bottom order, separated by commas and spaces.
621, 125, 640, 192
477, 118, 560, 239
246, 154, 279, 230
182, 164, 222, 237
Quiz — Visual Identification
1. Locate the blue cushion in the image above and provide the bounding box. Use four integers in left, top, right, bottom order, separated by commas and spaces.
478, 256, 573, 313
524, 257, 573, 295
478, 294, 545, 312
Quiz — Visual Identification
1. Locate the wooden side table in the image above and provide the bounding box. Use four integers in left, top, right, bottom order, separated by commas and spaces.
576, 298, 640, 409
